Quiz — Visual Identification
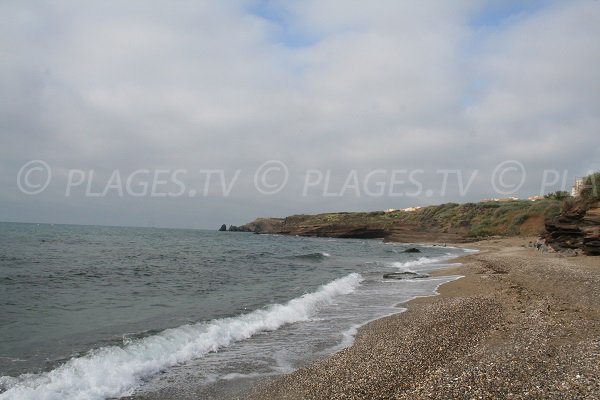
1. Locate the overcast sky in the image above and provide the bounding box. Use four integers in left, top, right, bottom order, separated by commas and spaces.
1, 0, 599, 229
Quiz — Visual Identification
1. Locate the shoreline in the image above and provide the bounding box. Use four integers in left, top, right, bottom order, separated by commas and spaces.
244, 237, 600, 399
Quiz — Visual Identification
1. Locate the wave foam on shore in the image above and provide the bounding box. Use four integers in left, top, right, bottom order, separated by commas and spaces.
0, 273, 363, 400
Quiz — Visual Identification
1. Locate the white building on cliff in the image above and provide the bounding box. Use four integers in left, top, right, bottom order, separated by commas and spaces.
571, 177, 585, 197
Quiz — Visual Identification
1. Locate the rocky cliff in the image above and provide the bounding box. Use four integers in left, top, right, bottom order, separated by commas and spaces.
544, 200, 600, 256
238, 216, 386, 239
239, 199, 562, 243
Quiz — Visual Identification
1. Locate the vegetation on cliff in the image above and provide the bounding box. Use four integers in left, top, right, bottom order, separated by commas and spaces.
243, 198, 563, 242
239, 172, 600, 251
387, 199, 561, 237
580, 172, 600, 202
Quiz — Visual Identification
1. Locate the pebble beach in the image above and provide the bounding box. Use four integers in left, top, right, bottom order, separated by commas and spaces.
245, 238, 600, 399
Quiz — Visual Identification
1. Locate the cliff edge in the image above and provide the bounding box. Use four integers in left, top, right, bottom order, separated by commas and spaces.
240, 199, 562, 243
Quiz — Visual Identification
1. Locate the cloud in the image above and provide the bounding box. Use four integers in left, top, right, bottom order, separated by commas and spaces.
465, 1, 600, 168
1, 0, 599, 227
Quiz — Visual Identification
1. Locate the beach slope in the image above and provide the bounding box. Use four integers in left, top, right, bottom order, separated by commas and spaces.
246, 238, 600, 399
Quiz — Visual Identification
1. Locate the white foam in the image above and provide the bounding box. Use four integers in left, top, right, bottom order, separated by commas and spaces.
321, 252, 331, 257
0, 273, 363, 400
388, 256, 444, 271
311, 323, 363, 357
220, 371, 277, 381
338, 324, 359, 348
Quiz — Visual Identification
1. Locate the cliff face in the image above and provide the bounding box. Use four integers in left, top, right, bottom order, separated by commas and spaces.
240, 199, 562, 243
273, 223, 389, 239
544, 200, 600, 256
240, 216, 388, 239
239, 215, 497, 243
241, 218, 285, 233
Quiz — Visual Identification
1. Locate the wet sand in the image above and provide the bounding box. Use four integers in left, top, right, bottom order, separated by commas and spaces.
245, 238, 600, 399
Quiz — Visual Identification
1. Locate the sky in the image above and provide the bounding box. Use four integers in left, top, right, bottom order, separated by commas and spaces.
1, 0, 599, 229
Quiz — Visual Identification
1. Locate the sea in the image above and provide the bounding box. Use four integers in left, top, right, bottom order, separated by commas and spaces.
0, 222, 470, 400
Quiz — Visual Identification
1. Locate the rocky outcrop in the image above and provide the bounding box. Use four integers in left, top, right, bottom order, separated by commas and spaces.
240, 216, 478, 242
239, 198, 563, 243
582, 203, 600, 255
228, 225, 252, 232
240, 218, 285, 234
544, 201, 600, 256
219, 224, 253, 232
277, 224, 388, 239
240, 217, 388, 239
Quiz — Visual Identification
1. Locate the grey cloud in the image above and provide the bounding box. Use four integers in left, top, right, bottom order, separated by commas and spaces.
1, 0, 599, 228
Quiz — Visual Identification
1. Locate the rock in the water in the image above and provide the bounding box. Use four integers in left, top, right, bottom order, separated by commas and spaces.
383, 271, 429, 280
228, 225, 252, 232
403, 247, 422, 253
218, 224, 227, 231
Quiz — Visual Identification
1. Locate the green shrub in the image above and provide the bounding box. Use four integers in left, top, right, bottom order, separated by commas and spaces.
544, 191, 571, 200
469, 226, 493, 237
581, 172, 600, 201
513, 213, 528, 225
542, 202, 561, 218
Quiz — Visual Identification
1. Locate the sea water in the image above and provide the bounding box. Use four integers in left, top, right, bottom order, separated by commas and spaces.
0, 222, 466, 399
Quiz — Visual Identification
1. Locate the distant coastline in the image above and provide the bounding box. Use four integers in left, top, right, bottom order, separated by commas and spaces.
230, 198, 563, 243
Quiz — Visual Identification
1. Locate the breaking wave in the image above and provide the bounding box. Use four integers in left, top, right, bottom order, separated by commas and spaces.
0, 273, 363, 400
